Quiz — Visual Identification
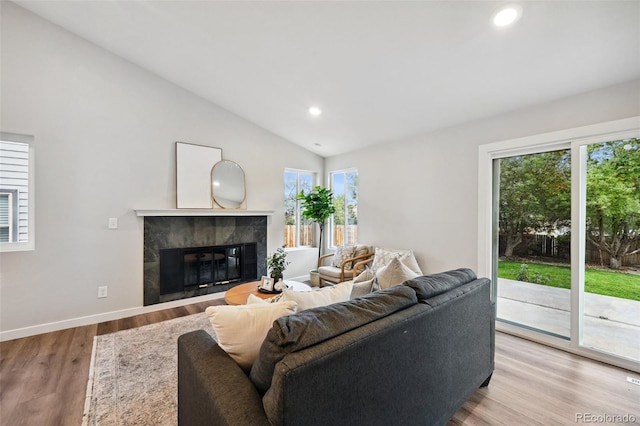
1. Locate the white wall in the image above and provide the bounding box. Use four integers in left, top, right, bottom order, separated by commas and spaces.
0, 3, 322, 338
325, 79, 640, 275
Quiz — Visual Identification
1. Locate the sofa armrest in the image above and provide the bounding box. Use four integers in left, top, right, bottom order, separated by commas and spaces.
178, 330, 270, 426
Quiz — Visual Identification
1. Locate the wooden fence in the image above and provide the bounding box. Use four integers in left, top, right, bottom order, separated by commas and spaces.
284, 225, 358, 248
500, 233, 640, 267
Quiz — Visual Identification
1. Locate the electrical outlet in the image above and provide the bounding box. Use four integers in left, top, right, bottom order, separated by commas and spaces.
108, 217, 118, 229
98, 286, 108, 298
628, 377, 640, 386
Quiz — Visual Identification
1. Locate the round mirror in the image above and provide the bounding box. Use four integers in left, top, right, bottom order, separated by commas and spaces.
211, 160, 246, 209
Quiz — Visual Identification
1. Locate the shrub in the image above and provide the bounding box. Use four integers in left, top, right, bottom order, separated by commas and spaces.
516, 264, 551, 285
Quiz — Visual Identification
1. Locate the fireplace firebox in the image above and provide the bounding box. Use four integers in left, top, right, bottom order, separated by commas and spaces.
159, 243, 257, 295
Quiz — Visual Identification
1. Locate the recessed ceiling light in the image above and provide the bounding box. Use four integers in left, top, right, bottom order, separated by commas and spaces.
308, 106, 322, 116
493, 5, 522, 27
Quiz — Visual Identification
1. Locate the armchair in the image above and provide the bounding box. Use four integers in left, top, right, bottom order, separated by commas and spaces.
317, 244, 373, 286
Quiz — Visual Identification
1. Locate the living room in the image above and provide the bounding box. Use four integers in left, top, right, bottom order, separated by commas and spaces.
1, 1, 639, 424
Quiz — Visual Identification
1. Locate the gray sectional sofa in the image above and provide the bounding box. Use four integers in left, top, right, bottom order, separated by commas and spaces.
177, 268, 495, 426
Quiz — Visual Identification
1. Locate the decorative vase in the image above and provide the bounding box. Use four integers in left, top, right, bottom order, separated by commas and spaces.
309, 270, 320, 287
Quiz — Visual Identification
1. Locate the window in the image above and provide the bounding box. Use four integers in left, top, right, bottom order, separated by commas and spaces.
284, 170, 315, 248
0, 133, 34, 251
330, 169, 358, 247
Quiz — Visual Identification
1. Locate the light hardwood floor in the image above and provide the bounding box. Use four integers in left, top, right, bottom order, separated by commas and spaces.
1, 300, 638, 426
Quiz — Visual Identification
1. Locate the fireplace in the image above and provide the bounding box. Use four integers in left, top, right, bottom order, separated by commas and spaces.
143, 215, 267, 305
159, 243, 257, 294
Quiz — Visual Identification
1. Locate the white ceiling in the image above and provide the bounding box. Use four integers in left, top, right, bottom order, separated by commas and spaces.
13, 1, 640, 157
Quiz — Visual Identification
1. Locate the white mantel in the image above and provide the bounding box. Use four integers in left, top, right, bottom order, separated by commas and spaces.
135, 209, 275, 217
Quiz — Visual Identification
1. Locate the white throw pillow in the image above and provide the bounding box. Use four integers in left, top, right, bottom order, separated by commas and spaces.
281, 281, 353, 311
375, 257, 420, 289
205, 301, 297, 370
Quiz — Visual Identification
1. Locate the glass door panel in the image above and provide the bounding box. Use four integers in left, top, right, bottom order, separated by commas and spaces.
582, 139, 640, 361
495, 149, 572, 338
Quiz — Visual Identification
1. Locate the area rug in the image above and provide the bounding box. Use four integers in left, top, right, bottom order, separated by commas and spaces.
82, 313, 215, 426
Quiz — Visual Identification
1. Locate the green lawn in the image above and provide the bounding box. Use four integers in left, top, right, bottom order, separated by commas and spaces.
498, 261, 640, 302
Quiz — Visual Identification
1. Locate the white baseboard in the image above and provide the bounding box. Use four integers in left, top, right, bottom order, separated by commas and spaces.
289, 274, 311, 283
0, 292, 226, 342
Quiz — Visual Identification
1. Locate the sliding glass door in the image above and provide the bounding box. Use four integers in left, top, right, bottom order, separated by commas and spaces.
479, 118, 639, 371
494, 149, 572, 339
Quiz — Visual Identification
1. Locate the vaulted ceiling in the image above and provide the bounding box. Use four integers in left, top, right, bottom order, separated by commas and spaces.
14, 1, 640, 157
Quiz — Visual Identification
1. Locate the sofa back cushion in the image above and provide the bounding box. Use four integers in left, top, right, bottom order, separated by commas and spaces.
403, 268, 477, 301
249, 285, 418, 395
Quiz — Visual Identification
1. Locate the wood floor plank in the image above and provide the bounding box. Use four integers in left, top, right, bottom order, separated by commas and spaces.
1, 299, 638, 426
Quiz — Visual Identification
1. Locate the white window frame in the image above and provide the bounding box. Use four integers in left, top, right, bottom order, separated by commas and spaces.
0, 132, 34, 252
478, 116, 639, 373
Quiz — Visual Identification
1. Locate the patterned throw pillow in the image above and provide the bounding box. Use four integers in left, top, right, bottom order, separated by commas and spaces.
370, 247, 409, 274
330, 245, 356, 269
370, 247, 422, 275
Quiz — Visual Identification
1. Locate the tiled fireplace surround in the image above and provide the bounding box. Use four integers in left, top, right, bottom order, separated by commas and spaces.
143, 215, 268, 305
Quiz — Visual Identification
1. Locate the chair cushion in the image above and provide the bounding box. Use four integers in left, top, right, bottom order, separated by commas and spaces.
318, 265, 355, 279
330, 245, 356, 269
249, 285, 418, 395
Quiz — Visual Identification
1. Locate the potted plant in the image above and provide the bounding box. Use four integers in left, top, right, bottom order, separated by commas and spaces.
267, 245, 290, 283
296, 185, 336, 286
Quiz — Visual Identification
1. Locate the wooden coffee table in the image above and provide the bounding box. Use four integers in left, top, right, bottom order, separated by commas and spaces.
224, 280, 311, 305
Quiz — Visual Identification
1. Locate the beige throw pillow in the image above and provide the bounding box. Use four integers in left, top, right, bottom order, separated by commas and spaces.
350, 267, 376, 298
281, 281, 353, 311
205, 301, 297, 370
375, 257, 420, 289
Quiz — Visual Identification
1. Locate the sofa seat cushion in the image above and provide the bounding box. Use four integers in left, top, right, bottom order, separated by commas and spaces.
249, 285, 418, 395
404, 268, 477, 301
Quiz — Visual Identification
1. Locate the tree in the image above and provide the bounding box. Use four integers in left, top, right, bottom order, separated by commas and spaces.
586, 139, 640, 269
498, 151, 571, 256
296, 186, 336, 259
